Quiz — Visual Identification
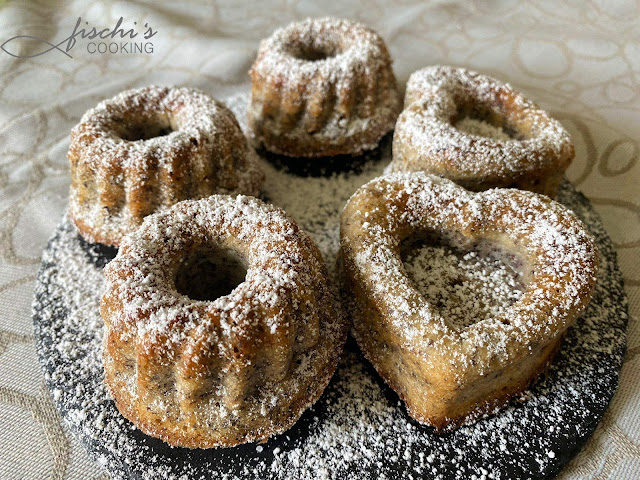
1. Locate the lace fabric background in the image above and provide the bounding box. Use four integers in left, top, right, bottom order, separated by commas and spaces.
0, 1, 638, 479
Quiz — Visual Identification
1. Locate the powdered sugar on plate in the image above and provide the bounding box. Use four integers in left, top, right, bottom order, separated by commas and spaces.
402, 244, 525, 331
33, 92, 627, 480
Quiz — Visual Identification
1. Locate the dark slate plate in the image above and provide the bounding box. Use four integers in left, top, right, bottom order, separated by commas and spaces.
33, 180, 628, 480
32, 94, 628, 480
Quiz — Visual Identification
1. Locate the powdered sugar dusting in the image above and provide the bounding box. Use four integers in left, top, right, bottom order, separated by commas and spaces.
228, 92, 389, 269
250, 18, 386, 93
33, 93, 627, 480
403, 244, 525, 331
101, 193, 346, 447
455, 117, 512, 141
390, 65, 574, 183
342, 172, 599, 376
105, 195, 309, 343
69, 85, 264, 245
248, 17, 401, 156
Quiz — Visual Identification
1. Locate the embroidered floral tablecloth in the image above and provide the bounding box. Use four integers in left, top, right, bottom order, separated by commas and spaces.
0, 1, 638, 479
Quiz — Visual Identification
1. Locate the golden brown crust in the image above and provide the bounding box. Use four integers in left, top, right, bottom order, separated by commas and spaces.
339, 173, 599, 431
103, 347, 339, 448
390, 66, 574, 198
101, 195, 347, 448
69, 86, 264, 247
248, 18, 401, 157
351, 307, 564, 431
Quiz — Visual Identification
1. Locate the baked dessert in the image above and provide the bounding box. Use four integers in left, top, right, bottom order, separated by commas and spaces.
389, 66, 574, 197
248, 17, 402, 157
101, 194, 346, 448
69, 86, 264, 246
340, 172, 598, 431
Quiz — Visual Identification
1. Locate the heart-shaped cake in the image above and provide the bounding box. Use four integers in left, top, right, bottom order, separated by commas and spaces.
339, 172, 598, 431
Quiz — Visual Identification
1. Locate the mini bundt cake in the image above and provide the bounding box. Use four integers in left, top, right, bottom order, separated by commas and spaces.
389, 66, 574, 197
340, 173, 598, 431
248, 17, 402, 157
69, 86, 264, 246
101, 194, 347, 448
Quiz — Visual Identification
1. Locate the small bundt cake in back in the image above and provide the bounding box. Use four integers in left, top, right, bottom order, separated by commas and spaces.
248, 17, 402, 157
69, 86, 264, 246
101, 194, 347, 448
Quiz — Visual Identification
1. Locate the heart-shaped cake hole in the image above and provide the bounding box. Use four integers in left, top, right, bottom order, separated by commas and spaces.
340, 172, 598, 431
401, 234, 526, 331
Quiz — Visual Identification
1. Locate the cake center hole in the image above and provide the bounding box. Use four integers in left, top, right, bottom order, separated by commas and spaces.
175, 247, 247, 302
452, 100, 523, 140
119, 116, 174, 141
401, 233, 526, 330
290, 41, 339, 61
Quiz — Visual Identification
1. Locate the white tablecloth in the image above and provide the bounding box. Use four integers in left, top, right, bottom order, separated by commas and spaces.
0, 1, 638, 478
